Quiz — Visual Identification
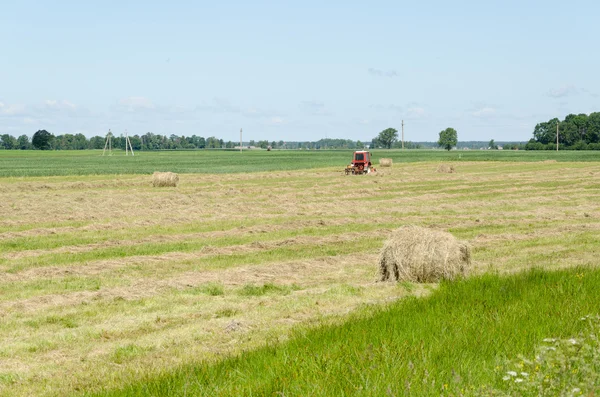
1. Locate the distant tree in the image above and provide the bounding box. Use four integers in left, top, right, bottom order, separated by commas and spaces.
356, 140, 364, 149
89, 136, 105, 149
271, 141, 277, 148
198, 137, 206, 149
587, 112, 600, 143
1, 134, 17, 150
376, 128, 398, 149
438, 128, 458, 151
488, 139, 498, 150
129, 135, 142, 150
17, 135, 31, 150
32, 130, 54, 150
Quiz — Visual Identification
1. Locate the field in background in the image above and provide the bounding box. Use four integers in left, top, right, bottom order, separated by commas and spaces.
0, 154, 599, 395
0, 149, 599, 177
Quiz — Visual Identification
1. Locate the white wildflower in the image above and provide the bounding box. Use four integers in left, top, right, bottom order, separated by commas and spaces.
520, 372, 529, 377
514, 378, 523, 383
506, 371, 517, 377
543, 338, 556, 343
572, 388, 581, 393
568, 338, 578, 345
502, 376, 510, 381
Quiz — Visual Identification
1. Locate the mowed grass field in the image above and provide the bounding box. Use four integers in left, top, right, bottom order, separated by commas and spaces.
0, 150, 599, 395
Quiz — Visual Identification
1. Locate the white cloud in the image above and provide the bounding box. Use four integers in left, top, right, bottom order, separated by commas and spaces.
406, 107, 425, 118
117, 96, 155, 111
472, 107, 496, 117
0, 101, 26, 116
299, 100, 331, 116
268, 117, 285, 125
368, 68, 398, 78
546, 85, 579, 98
44, 99, 77, 111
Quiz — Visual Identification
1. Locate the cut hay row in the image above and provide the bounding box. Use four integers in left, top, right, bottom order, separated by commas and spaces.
379, 225, 471, 283
1, 160, 599, 396
152, 171, 179, 187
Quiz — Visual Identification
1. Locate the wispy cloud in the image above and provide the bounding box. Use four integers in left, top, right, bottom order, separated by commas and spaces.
370, 102, 426, 119
546, 85, 599, 99
44, 99, 77, 111
0, 101, 26, 116
299, 100, 331, 116
472, 106, 497, 118
405, 106, 426, 118
368, 68, 398, 78
267, 117, 285, 125
117, 96, 156, 112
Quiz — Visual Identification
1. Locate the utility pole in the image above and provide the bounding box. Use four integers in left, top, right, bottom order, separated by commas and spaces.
556, 121, 559, 151
240, 128, 243, 152
402, 120, 405, 149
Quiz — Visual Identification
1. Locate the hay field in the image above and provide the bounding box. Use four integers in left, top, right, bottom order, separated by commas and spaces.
1, 160, 600, 395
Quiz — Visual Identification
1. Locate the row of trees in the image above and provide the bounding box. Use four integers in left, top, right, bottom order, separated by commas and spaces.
371, 127, 457, 150
0, 131, 376, 151
528, 112, 600, 150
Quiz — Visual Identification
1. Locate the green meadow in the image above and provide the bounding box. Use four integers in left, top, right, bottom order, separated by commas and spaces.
0, 149, 598, 177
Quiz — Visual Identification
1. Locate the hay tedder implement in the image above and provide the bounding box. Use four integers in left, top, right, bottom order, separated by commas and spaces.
345, 151, 376, 175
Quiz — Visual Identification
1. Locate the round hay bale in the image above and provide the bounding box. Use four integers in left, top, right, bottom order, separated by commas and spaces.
379, 158, 393, 167
436, 164, 455, 173
152, 172, 179, 187
378, 225, 471, 283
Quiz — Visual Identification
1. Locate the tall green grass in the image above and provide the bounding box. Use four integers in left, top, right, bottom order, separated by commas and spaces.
0, 149, 597, 177
90, 267, 600, 396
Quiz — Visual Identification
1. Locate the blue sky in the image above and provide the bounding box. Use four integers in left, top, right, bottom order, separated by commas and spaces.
1, 0, 599, 142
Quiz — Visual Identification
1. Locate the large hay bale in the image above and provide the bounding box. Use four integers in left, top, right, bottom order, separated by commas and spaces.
436, 164, 455, 173
378, 225, 471, 283
379, 158, 393, 167
152, 172, 179, 187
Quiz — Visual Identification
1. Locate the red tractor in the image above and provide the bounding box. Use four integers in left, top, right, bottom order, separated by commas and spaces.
344, 151, 376, 175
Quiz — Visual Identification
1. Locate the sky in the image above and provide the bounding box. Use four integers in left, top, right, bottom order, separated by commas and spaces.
1, 0, 599, 143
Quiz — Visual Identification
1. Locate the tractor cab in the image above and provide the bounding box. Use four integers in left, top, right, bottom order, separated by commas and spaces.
345, 151, 375, 175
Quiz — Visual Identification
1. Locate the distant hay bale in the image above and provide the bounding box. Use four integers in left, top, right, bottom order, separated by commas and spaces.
378, 225, 471, 283
152, 172, 179, 187
379, 158, 393, 167
437, 164, 455, 173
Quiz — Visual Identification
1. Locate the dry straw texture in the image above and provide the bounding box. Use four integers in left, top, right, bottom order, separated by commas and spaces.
379, 158, 393, 167
437, 164, 455, 173
379, 225, 471, 283
152, 172, 179, 187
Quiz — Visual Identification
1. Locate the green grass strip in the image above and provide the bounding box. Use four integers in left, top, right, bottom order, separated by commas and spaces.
89, 266, 600, 396
0, 149, 598, 178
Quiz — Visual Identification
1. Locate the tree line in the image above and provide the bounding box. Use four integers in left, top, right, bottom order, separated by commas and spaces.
527, 112, 600, 150
0, 130, 377, 151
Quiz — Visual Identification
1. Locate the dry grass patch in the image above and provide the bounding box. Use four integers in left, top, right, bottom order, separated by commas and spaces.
0, 160, 600, 396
